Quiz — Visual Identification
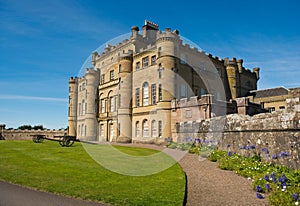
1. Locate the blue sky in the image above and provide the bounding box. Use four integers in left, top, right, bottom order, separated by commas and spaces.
0, 0, 299, 129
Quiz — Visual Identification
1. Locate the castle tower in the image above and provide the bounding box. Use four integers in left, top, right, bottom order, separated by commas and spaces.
225, 58, 239, 99
117, 54, 133, 142
68, 77, 78, 136
84, 69, 99, 140
155, 28, 179, 139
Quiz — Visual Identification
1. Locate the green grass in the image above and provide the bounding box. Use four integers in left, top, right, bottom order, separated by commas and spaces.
0, 141, 185, 206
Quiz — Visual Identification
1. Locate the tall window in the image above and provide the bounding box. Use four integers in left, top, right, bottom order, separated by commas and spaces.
136, 88, 140, 107
151, 120, 156, 137
118, 64, 122, 72
151, 84, 156, 104
101, 99, 105, 113
109, 124, 114, 141
82, 100, 86, 114
81, 124, 85, 136
180, 84, 187, 98
142, 56, 149, 68
158, 64, 163, 79
78, 103, 81, 115
151, 55, 156, 65
110, 96, 115, 112
118, 94, 121, 108
143, 82, 149, 106
100, 74, 105, 84
159, 84, 162, 101
78, 125, 81, 136
136, 62, 140, 70
143, 119, 149, 138
136, 121, 140, 138
110, 70, 114, 81
100, 124, 104, 138
158, 47, 162, 57
158, 121, 162, 137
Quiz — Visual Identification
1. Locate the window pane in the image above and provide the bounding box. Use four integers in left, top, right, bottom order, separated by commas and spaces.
142, 57, 149, 68
143, 82, 149, 106
151, 84, 156, 104
136, 88, 140, 107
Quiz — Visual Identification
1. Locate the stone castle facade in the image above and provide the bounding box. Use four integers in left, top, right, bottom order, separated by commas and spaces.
68, 20, 261, 143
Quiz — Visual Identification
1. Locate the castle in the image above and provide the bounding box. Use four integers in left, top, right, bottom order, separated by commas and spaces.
68, 20, 263, 143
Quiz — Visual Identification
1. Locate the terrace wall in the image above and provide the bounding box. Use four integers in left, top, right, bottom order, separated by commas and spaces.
175, 98, 300, 169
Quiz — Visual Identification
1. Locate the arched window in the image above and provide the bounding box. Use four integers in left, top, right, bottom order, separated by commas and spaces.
136, 121, 140, 138
108, 91, 115, 112
158, 120, 162, 137
143, 119, 149, 138
110, 96, 115, 112
151, 120, 156, 137
143, 82, 149, 106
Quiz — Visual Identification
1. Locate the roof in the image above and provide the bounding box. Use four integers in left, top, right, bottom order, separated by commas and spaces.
250, 87, 289, 98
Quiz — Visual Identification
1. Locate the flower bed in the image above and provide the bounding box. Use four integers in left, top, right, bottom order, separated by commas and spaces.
167, 142, 300, 206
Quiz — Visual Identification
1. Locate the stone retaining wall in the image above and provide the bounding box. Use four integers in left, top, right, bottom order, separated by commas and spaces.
174, 98, 300, 169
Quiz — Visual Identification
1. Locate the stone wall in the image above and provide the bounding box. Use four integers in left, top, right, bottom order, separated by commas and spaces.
174, 98, 300, 169
1, 128, 67, 140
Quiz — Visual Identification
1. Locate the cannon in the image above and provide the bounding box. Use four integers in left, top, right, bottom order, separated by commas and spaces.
32, 135, 79, 147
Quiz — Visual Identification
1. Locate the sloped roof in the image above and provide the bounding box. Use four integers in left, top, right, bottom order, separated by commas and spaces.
250, 87, 289, 98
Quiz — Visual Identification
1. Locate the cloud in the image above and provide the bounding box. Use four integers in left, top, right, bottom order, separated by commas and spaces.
0, 94, 68, 102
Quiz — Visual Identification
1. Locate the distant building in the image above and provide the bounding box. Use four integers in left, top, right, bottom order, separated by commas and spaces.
248, 87, 300, 112
68, 20, 261, 143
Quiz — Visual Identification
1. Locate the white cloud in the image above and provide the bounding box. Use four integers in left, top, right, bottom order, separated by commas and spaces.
0, 94, 68, 102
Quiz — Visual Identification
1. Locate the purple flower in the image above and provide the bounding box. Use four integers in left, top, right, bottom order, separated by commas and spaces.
250, 145, 256, 149
265, 183, 270, 191
270, 172, 277, 183
271, 154, 278, 159
292, 193, 299, 201
256, 192, 264, 199
278, 174, 288, 183
256, 185, 263, 192
280, 151, 290, 157
264, 175, 269, 181
228, 151, 232, 157
240, 145, 247, 150
261, 148, 269, 154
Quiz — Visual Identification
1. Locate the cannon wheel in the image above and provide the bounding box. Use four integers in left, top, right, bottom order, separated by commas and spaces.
32, 135, 44, 143
59, 136, 74, 147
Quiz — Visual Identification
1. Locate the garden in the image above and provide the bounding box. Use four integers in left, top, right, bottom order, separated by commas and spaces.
168, 140, 300, 206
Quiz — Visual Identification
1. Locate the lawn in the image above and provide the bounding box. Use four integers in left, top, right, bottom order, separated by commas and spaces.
0, 141, 186, 206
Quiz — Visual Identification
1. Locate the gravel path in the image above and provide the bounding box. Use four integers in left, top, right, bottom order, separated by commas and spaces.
116, 143, 270, 206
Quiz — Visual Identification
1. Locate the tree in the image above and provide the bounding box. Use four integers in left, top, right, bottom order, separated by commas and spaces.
17, 125, 45, 130
18, 125, 32, 130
